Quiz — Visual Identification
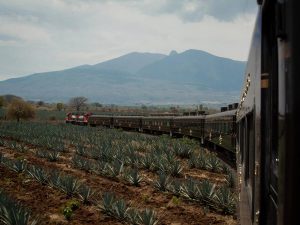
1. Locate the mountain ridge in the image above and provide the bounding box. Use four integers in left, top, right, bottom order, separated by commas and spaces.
0, 49, 246, 104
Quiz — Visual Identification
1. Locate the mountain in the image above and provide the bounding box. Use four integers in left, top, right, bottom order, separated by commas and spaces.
93, 52, 166, 74
138, 49, 244, 91
0, 50, 246, 104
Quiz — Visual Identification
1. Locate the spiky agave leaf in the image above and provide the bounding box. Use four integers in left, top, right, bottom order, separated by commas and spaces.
47, 151, 60, 162
89, 148, 100, 160
99, 192, 115, 215
138, 209, 158, 225
72, 155, 82, 169
93, 161, 108, 176
125, 148, 140, 167
27, 165, 49, 185
107, 160, 124, 178
197, 180, 216, 205
48, 170, 61, 188
9, 140, 18, 149
168, 160, 183, 177
182, 179, 200, 200
0, 191, 39, 225
81, 159, 92, 172
140, 155, 153, 170
99, 146, 114, 162
0, 206, 38, 225
165, 152, 176, 164
196, 153, 209, 170
125, 168, 143, 186
112, 199, 129, 221
173, 144, 192, 158
78, 185, 96, 204
213, 186, 237, 214
10, 159, 27, 173
16, 144, 28, 153
154, 171, 170, 191
207, 155, 222, 173
59, 175, 81, 197
36, 149, 47, 159
151, 157, 164, 172
168, 179, 182, 196
127, 208, 140, 225
188, 154, 198, 169
75, 145, 87, 156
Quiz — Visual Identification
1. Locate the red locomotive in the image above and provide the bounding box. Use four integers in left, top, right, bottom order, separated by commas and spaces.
65, 112, 91, 125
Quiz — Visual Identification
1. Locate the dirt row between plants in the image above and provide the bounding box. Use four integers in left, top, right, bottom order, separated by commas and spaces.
1, 134, 228, 184
0, 145, 236, 225
0, 165, 121, 225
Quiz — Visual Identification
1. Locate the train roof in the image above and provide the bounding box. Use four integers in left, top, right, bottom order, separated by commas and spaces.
205, 109, 236, 119
174, 115, 205, 120
142, 116, 174, 120
113, 115, 143, 119
89, 111, 236, 120
89, 115, 112, 118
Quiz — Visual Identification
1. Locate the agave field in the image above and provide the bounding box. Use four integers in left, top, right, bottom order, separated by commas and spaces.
0, 121, 237, 225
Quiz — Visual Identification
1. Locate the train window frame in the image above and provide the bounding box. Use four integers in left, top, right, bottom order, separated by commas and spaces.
243, 111, 256, 221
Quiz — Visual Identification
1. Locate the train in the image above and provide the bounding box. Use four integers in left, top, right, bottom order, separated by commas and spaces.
65, 104, 238, 166
236, 0, 299, 225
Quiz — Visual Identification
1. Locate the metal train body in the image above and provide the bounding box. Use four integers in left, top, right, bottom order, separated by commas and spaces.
236, 0, 299, 225
65, 112, 90, 125
85, 108, 237, 165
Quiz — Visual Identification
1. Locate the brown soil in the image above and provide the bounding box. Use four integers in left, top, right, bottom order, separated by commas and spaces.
0, 138, 237, 225
0, 166, 120, 225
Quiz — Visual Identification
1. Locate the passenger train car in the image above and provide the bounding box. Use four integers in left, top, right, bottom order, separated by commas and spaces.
236, 0, 299, 225
66, 105, 237, 166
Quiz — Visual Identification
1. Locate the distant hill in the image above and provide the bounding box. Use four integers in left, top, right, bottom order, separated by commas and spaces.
0, 50, 246, 104
1, 94, 23, 103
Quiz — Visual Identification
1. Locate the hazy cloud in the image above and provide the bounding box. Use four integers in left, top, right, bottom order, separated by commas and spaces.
0, 0, 257, 80
64, 0, 257, 22
155, 0, 257, 22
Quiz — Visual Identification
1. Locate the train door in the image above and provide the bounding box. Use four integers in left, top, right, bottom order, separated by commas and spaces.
241, 112, 255, 222
260, 2, 279, 224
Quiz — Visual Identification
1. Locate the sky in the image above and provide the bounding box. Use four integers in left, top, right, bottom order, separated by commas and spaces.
0, 0, 258, 81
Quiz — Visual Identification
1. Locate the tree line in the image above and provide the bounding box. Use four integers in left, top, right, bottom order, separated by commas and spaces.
0, 96, 90, 122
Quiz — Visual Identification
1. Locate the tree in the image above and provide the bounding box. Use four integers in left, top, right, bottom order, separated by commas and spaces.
56, 103, 64, 111
6, 99, 35, 122
37, 101, 45, 107
69, 97, 88, 111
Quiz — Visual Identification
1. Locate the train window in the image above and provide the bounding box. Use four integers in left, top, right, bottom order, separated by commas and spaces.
244, 117, 249, 182
225, 122, 228, 134
244, 112, 255, 221
240, 119, 245, 166
247, 113, 255, 188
